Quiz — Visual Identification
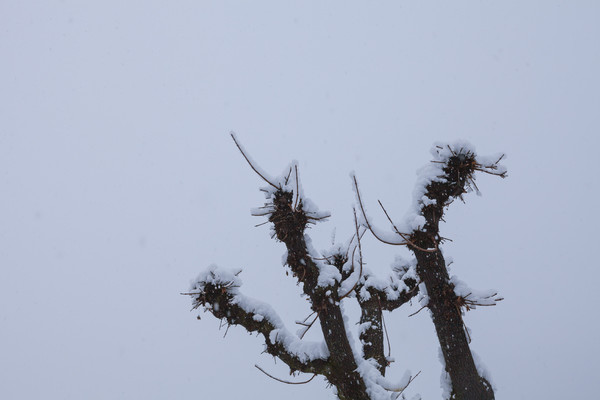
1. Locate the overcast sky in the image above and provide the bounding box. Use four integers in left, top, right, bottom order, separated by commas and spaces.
2, 1, 599, 399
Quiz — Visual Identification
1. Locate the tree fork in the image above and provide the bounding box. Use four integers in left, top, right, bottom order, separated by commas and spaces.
189, 138, 506, 399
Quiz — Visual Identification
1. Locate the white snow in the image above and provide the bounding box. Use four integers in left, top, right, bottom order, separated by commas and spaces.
450, 275, 503, 309
189, 265, 329, 362
353, 141, 507, 247
472, 350, 496, 392
336, 300, 420, 400
438, 348, 452, 400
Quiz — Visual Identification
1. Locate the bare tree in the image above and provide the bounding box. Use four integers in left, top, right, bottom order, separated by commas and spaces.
185, 135, 506, 400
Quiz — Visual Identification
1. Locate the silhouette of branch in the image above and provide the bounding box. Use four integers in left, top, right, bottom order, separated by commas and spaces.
231, 132, 279, 189
255, 365, 317, 385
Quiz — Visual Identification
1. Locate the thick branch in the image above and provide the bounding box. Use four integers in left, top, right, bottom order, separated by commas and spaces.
187, 270, 330, 376
267, 189, 370, 400
355, 275, 417, 376
407, 146, 501, 400
357, 291, 386, 375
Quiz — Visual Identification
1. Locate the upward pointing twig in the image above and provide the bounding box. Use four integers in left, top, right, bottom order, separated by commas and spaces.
378, 297, 392, 357
353, 175, 435, 253
339, 208, 365, 300
352, 175, 405, 246
231, 132, 279, 189
294, 164, 300, 210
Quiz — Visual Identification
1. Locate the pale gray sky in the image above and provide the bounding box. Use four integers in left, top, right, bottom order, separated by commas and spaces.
1, 1, 599, 399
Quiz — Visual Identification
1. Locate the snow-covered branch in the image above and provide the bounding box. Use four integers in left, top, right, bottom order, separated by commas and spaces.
188, 137, 506, 400
186, 265, 330, 374
450, 275, 503, 312
403, 142, 505, 400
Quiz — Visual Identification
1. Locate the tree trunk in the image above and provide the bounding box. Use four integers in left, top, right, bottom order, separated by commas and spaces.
414, 248, 494, 400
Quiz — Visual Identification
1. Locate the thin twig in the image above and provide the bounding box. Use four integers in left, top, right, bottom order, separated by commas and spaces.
343, 228, 366, 260
377, 199, 439, 252
463, 322, 472, 343
408, 304, 427, 317
380, 208, 437, 252
353, 175, 405, 246
474, 167, 507, 178
379, 297, 392, 357
306, 213, 331, 221
231, 132, 279, 189
252, 210, 274, 217
339, 208, 365, 300
344, 232, 357, 259
284, 166, 293, 185
298, 312, 320, 340
447, 144, 457, 157
352, 177, 437, 252
296, 311, 316, 325
294, 164, 300, 210
377, 200, 404, 238
403, 236, 439, 253
312, 255, 334, 261
385, 370, 421, 400
254, 365, 317, 385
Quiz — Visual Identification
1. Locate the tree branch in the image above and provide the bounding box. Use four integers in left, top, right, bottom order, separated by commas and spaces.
263, 187, 370, 399
255, 365, 318, 385
405, 144, 504, 400
230, 132, 279, 189
185, 268, 330, 376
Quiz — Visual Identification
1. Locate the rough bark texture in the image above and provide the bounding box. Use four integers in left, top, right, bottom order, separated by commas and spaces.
414, 247, 493, 400
270, 190, 370, 400
357, 292, 386, 375
188, 138, 505, 400
191, 277, 330, 375
409, 150, 496, 400
356, 278, 418, 376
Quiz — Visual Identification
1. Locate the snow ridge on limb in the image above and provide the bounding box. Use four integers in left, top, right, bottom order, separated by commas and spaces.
353, 141, 506, 400
224, 135, 372, 399
188, 136, 506, 400
353, 142, 506, 250
356, 256, 419, 309
187, 266, 329, 364
186, 266, 329, 376
405, 143, 505, 400
449, 275, 504, 313
235, 135, 421, 398
338, 300, 421, 400
408, 143, 504, 400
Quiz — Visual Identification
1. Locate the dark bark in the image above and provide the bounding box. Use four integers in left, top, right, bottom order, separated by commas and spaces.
408, 149, 496, 400
269, 190, 370, 400
189, 138, 505, 400
189, 277, 330, 376
356, 277, 418, 376
413, 246, 493, 400
357, 293, 386, 375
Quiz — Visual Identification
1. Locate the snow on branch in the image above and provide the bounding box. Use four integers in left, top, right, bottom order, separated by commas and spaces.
356, 256, 419, 309
352, 174, 435, 252
185, 265, 330, 373
450, 275, 504, 312
353, 142, 507, 254
189, 137, 506, 399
